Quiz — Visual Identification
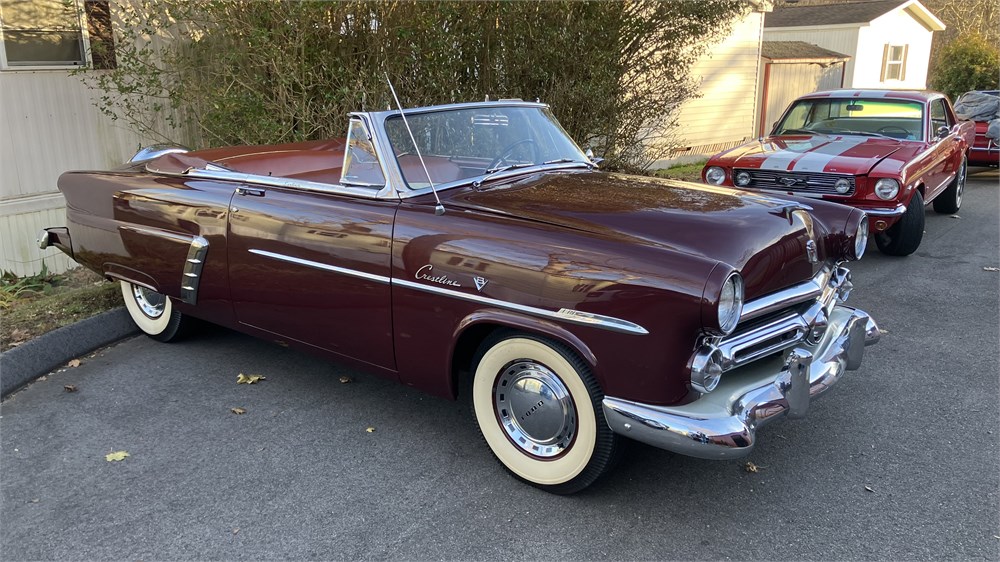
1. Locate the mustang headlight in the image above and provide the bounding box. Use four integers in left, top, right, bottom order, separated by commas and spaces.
734, 170, 751, 187
834, 177, 852, 194
705, 166, 726, 185
717, 272, 744, 335
874, 178, 900, 200
853, 215, 869, 260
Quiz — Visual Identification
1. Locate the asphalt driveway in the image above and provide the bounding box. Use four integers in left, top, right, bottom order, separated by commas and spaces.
2, 170, 998, 560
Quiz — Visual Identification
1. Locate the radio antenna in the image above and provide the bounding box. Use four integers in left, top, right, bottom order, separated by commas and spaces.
384, 73, 445, 216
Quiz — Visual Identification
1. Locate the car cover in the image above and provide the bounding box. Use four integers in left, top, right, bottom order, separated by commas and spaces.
954, 91, 1000, 122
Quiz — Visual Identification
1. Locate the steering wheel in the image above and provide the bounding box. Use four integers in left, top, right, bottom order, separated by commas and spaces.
487, 139, 538, 171
876, 126, 911, 138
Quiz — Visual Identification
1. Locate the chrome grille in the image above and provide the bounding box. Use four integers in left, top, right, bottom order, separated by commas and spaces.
735, 169, 855, 196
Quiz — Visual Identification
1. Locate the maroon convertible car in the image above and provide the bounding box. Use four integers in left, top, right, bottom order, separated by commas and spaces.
41, 101, 879, 493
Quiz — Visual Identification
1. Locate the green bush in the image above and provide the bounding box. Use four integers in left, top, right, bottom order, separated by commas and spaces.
930, 33, 1000, 100
82, 1, 749, 172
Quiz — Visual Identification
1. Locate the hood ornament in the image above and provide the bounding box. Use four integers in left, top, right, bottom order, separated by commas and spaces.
805, 240, 818, 264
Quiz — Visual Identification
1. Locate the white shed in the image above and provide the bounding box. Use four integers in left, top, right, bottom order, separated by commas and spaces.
763, 0, 945, 90
651, 1, 774, 167
757, 41, 850, 136
1, 0, 146, 276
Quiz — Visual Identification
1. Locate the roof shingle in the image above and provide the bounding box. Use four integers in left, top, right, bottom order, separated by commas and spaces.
765, 0, 906, 28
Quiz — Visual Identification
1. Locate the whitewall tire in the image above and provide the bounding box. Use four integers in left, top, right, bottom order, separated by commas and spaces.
120, 281, 185, 342
470, 331, 620, 494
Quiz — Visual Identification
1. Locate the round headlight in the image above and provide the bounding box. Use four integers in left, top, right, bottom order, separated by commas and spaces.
705, 166, 726, 185
717, 272, 744, 335
874, 178, 900, 200
734, 170, 751, 186
853, 215, 869, 260
834, 177, 851, 194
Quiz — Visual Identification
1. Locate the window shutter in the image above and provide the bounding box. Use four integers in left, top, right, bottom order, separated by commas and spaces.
900, 44, 908, 82
880, 43, 889, 82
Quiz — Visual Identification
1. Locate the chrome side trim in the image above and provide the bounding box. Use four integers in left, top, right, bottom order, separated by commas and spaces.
180, 236, 209, 304
248, 249, 648, 335
393, 278, 649, 335
150, 166, 397, 200
603, 306, 879, 460
118, 226, 209, 304
248, 249, 391, 284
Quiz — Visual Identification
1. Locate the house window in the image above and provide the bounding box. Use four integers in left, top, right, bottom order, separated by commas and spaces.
0, 0, 115, 70
881, 44, 908, 82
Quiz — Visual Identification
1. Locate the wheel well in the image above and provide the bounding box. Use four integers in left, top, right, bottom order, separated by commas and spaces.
451, 323, 502, 399
915, 183, 925, 198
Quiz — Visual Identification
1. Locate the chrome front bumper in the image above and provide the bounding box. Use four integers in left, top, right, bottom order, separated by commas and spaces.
602, 305, 879, 459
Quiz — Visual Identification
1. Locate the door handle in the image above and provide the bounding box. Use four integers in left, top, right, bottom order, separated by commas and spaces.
236, 187, 265, 197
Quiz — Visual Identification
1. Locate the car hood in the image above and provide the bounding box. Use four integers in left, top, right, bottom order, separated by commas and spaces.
445, 171, 835, 298
723, 135, 907, 176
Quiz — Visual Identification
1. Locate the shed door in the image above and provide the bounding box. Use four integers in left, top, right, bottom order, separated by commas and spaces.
760, 61, 845, 136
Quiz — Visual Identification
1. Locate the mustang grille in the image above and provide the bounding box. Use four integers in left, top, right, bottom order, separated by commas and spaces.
736, 169, 856, 196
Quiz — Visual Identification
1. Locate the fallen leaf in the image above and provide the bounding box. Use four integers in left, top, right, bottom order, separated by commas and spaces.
339, 376, 352, 384
231, 407, 246, 415
744, 461, 759, 473
365, 426, 376, 433
984, 267, 1000, 272
63, 385, 78, 393
236, 373, 266, 384
67, 359, 80, 368
879, 328, 890, 335
950, 215, 961, 219
8, 342, 20, 348
28, 498, 39, 504
864, 485, 875, 493
233, 528, 240, 535
105, 451, 129, 462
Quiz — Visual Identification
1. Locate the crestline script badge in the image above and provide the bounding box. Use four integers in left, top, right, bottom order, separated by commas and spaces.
415, 264, 461, 287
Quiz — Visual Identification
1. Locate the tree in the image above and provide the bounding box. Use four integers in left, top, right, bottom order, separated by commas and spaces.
929, 33, 1000, 100
80, 1, 749, 172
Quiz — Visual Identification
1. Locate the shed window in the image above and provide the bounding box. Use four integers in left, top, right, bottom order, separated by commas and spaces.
0, 0, 115, 69
880, 44, 908, 82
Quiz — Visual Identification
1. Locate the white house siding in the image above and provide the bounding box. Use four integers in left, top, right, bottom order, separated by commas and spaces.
854, 9, 934, 88
0, 71, 142, 276
762, 26, 861, 87
652, 10, 766, 167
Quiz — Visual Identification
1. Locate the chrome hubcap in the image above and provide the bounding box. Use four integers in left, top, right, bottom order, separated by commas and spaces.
493, 360, 576, 458
956, 160, 966, 205
131, 285, 166, 319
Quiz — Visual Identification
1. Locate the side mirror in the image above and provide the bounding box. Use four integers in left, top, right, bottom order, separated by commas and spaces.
585, 148, 604, 167
936, 125, 950, 139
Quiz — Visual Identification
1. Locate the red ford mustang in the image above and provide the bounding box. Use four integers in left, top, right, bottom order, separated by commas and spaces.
703, 90, 975, 256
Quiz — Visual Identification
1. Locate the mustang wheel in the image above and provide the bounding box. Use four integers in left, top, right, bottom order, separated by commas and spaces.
470, 331, 620, 494
875, 190, 925, 256
120, 281, 186, 342
932, 154, 966, 214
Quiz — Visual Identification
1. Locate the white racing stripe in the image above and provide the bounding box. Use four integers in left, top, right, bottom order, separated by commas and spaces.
758, 138, 829, 171
790, 137, 869, 172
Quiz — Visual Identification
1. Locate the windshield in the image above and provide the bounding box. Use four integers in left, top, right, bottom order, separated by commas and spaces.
775, 98, 925, 141
384, 106, 589, 189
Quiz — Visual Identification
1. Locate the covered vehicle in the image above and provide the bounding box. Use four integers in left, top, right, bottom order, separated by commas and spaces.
954, 90, 999, 168
704, 90, 975, 256
41, 100, 879, 494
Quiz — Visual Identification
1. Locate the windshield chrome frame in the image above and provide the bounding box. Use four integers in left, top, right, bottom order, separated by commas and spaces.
363, 101, 590, 199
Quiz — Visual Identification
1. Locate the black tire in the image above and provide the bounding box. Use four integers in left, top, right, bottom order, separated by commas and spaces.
468, 329, 620, 494
933, 155, 966, 214
875, 190, 925, 256
119, 281, 187, 342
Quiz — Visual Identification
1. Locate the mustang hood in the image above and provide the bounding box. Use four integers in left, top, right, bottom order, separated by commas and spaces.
726, 135, 904, 175
446, 172, 840, 298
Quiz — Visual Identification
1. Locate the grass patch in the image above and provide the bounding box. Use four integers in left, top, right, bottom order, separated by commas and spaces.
652, 160, 707, 183
1, 268, 121, 352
